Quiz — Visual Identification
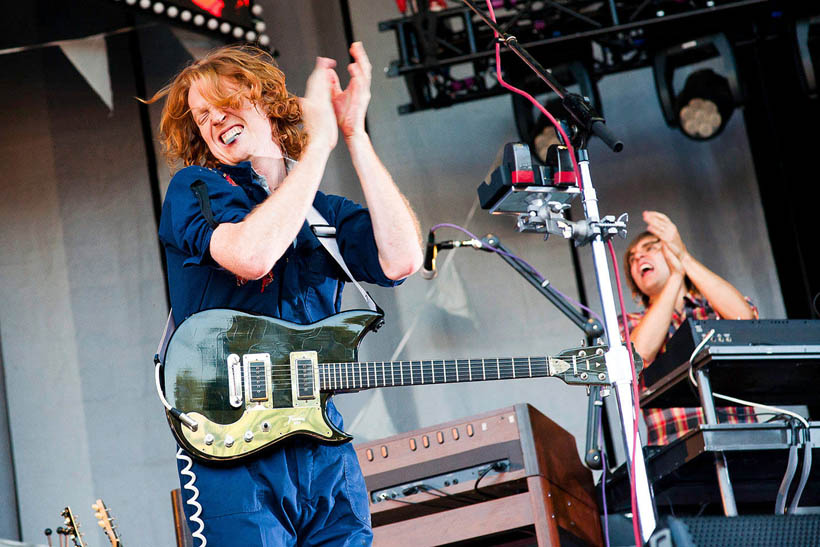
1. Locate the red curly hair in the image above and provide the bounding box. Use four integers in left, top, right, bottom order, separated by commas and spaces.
147, 44, 305, 169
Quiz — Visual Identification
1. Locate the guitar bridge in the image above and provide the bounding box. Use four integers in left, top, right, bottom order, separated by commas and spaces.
227, 354, 243, 408
290, 351, 320, 408
243, 353, 273, 408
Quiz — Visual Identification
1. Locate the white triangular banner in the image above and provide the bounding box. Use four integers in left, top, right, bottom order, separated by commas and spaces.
59, 35, 113, 112
426, 259, 478, 325
171, 27, 223, 61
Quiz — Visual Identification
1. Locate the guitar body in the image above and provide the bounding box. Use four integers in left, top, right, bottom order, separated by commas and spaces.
163, 308, 383, 463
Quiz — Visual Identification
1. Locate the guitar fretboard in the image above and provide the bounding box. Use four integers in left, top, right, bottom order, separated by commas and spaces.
319, 357, 564, 391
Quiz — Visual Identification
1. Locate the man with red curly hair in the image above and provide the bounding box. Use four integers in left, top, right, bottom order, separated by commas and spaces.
151, 43, 422, 545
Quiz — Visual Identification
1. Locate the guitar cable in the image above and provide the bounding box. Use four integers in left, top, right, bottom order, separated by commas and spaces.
176, 448, 208, 547
154, 356, 199, 432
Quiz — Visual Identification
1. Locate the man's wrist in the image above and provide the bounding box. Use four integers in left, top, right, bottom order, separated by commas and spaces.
304, 137, 335, 157
344, 130, 370, 146
668, 270, 686, 286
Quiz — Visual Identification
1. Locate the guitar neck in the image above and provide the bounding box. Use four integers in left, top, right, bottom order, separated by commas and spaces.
319, 355, 586, 392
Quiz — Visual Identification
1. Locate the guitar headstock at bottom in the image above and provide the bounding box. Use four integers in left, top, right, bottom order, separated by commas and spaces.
93, 498, 122, 547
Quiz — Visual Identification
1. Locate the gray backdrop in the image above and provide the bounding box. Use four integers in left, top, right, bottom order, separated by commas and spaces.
0, 1, 783, 545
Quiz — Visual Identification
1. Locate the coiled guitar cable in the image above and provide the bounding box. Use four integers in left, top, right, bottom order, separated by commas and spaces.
176, 448, 208, 547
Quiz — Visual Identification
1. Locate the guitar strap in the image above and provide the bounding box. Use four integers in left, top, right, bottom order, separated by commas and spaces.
305, 206, 380, 313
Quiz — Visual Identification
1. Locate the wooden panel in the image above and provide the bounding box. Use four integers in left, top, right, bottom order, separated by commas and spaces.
357, 405, 522, 479
526, 476, 560, 547
525, 404, 598, 510
528, 475, 603, 547
373, 492, 535, 547
170, 489, 193, 547
369, 467, 528, 520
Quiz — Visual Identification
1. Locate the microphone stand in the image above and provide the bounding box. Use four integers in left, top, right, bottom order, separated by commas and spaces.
459, 0, 657, 542
480, 234, 608, 470
480, 234, 603, 339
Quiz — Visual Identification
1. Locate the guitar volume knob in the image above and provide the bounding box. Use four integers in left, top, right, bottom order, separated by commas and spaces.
224, 435, 235, 448
204, 434, 215, 446
244, 431, 254, 442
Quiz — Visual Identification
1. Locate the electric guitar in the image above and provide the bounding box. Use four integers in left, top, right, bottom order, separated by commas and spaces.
59, 507, 87, 547
93, 498, 122, 547
162, 308, 641, 463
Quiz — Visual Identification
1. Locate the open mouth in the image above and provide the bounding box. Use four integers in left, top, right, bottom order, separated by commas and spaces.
221, 125, 243, 145
639, 263, 654, 278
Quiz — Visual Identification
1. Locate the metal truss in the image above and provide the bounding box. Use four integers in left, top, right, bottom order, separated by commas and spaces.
379, 0, 807, 113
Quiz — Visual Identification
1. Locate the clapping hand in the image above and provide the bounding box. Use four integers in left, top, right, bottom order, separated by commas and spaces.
644, 210, 687, 260
330, 42, 372, 140
301, 57, 340, 151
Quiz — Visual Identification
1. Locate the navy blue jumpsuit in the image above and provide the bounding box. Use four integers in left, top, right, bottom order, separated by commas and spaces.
159, 160, 400, 546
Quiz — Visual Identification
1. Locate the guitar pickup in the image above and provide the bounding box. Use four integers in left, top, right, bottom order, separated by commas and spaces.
243, 353, 272, 406
290, 351, 320, 408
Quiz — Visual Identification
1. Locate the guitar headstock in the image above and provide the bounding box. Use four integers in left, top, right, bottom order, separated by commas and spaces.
552, 344, 645, 385
93, 498, 122, 547
553, 344, 609, 385
59, 507, 87, 547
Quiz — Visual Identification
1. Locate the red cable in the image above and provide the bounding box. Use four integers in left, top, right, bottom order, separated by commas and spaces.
607, 238, 644, 547
484, 0, 583, 191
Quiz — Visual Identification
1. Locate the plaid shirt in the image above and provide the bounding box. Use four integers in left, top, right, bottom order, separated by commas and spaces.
621, 293, 758, 445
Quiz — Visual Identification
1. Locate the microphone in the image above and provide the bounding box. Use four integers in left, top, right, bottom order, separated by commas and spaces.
421, 230, 438, 280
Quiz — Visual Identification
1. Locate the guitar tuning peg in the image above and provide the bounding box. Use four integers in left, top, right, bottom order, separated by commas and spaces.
91, 503, 100, 511
94, 512, 103, 519
98, 521, 106, 528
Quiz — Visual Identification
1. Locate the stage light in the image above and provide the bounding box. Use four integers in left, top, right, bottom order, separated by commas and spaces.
101, 1, 269, 46
676, 69, 735, 140
653, 34, 742, 141
511, 61, 601, 159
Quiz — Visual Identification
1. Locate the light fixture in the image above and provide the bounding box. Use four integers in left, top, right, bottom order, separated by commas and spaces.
511, 61, 601, 160
676, 69, 735, 140
103, 0, 269, 46
653, 34, 742, 141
